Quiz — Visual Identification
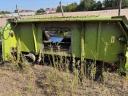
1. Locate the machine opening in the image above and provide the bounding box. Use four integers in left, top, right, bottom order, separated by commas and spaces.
42, 27, 71, 53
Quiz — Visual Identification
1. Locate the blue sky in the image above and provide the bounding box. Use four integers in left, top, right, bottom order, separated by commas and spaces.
0, 0, 80, 11
0, 0, 102, 12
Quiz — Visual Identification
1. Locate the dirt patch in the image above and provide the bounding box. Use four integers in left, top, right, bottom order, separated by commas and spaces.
0, 64, 127, 96
0, 17, 7, 28
24, 8, 128, 19
34, 65, 128, 96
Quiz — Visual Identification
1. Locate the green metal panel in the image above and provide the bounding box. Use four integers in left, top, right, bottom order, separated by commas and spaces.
84, 22, 99, 60
99, 22, 126, 62
84, 21, 127, 63
80, 23, 85, 61
9, 16, 124, 23
36, 25, 42, 53
2, 23, 17, 61
14, 23, 42, 54
32, 24, 38, 53
15, 24, 35, 52
71, 24, 81, 57
3, 16, 127, 64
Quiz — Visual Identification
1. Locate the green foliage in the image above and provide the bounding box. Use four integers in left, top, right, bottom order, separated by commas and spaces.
57, 0, 103, 12
57, 3, 78, 12
82, 0, 96, 11
92, 1, 103, 10
103, 0, 128, 9
77, 1, 85, 11
56, 0, 128, 12
76, 0, 97, 11
103, 0, 119, 9
0, 11, 10, 14
56, 6, 61, 12
56, 5, 65, 12
36, 8, 45, 15
66, 3, 78, 12
122, 0, 128, 8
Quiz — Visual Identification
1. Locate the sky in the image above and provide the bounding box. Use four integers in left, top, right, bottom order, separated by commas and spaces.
0, 0, 102, 12
0, 0, 80, 11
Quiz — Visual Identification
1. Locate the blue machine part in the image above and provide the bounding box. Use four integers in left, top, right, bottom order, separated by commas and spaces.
49, 37, 63, 43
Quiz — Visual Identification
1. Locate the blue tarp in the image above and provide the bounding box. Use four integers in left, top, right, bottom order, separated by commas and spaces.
49, 37, 63, 43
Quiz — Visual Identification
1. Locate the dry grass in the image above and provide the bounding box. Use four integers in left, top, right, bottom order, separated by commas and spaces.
0, 62, 127, 96
34, 65, 128, 96
0, 63, 36, 96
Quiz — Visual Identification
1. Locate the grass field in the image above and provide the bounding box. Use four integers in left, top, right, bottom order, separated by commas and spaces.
0, 52, 127, 96
0, 63, 127, 96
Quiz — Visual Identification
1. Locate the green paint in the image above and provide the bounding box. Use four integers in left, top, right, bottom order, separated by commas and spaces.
9, 16, 124, 23
32, 24, 38, 53
71, 24, 81, 58
126, 51, 128, 71
13, 23, 42, 54
36, 25, 42, 54
1, 16, 128, 72
99, 22, 126, 62
84, 22, 98, 60
16, 24, 35, 52
97, 22, 101, 59
81, 23, 85, 61
2, 23, 17, 61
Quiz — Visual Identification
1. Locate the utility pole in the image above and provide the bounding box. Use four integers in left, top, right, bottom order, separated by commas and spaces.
59, 1, 64, 16
118, 0, 122, 16
16, 4, 20, 16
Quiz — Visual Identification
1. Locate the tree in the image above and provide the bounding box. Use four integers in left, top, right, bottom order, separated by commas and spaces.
77, 1, 85, 11
36, 8, 45, 15
56, 5, 66, 12
0, 11, 10, 14
66, 3, 78, 12
103, 0, 115, 9
122, 0, 128, 8
56, 2, 77, 12
103, 0, 128, 9
93, 1, 103, 10
77, 0, 96, 11
56, 6, 61, 12
84, 0, 96, 11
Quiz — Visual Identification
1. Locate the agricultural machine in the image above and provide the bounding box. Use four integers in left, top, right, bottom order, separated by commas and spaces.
1, 16, 128, 80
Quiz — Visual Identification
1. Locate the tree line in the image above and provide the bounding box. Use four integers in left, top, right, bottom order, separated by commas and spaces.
0, 11, 10, 14
56, 0, 128, 12
1, 0, 128, 15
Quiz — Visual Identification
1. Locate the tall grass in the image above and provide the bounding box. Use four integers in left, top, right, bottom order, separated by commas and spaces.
2, 51, 127, 96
